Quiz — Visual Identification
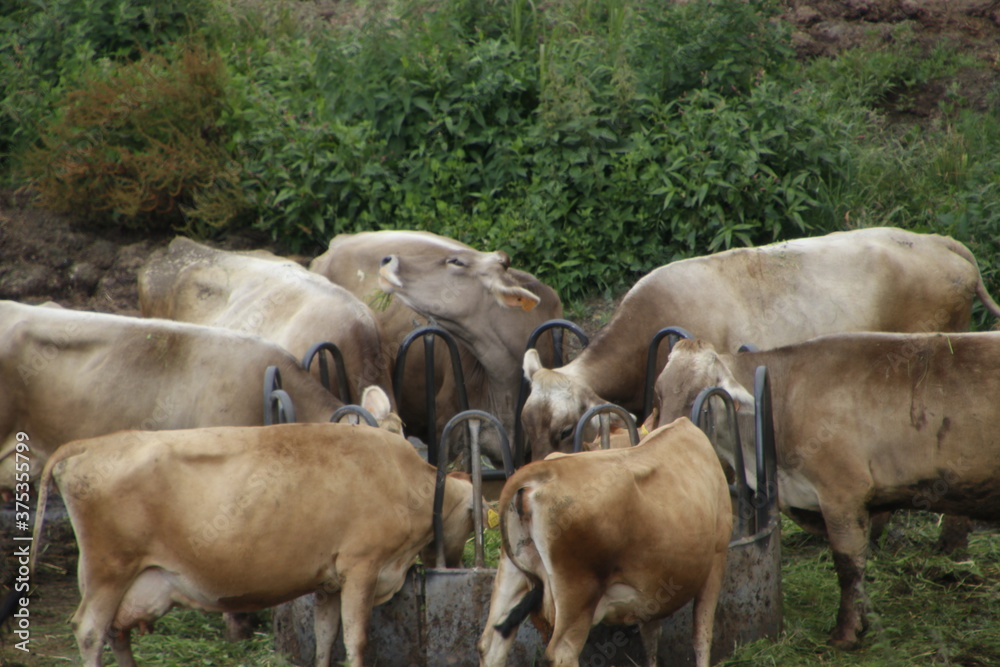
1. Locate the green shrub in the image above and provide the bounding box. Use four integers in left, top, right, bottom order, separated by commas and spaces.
21, 44, 246, 232
0, 0, 206, 176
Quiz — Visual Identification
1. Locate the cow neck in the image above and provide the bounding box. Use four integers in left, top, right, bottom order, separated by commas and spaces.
561, 326, 651, 411
437, 315, 526, 431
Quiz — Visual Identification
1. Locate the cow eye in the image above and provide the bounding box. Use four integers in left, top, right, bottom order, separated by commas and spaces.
446, 257, 466, 268
559, 425, 574, 441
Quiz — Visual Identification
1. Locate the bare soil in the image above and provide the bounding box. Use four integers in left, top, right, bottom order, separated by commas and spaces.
2, 1, 999, 664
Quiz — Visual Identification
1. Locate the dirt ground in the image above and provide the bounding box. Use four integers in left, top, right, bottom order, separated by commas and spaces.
1, 0, 999, 664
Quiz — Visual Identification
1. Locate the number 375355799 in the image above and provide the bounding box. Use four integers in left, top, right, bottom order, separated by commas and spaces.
14, 432, 31, 528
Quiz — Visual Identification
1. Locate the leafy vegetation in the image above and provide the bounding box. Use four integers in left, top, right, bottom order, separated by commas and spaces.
8, 0, 997, 309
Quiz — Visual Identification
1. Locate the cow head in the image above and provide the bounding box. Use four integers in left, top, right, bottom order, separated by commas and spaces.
420, 471, 484, 568
359, 386, 404, 435
652, 339, 753, 422
652, 338, 755, 474
377, 242, 542, 342
520, 349, 628, 460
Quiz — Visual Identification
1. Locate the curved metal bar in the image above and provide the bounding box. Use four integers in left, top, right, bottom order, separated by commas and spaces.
690, 386, 750, 537
738, 342, 760, 353
642, 326, 694, 421
572, 404, 639, 453
753, 365, 778, 531
329, 404, 379, 427
263, 365, 282, 426
524, 319, 590, 366
433, 410, 513, 568
514, 319, 591, 467
392, 326, 469, 465
267, 388, 296, 425
302, 341, 352, 403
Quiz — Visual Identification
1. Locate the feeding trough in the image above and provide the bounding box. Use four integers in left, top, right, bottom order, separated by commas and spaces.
272, 364, 781, 665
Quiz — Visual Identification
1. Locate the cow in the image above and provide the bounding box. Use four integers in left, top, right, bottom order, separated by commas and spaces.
0, 300, 395, 491
520, 227, 1000, 461
30, 421, 480, 667
311, 230, 563, 463
651, 333, 1000, 650
138, 237, 394, 405
478, 417, 732, 667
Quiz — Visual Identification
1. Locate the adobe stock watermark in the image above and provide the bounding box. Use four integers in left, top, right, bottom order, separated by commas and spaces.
9, 431, 33, 653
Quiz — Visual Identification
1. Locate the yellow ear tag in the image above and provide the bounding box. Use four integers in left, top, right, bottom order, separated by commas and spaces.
639, 424, 649, 437
487, 508, 500, 529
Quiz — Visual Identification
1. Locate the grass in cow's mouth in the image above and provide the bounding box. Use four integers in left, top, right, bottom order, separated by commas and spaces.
366, 289, 393, 312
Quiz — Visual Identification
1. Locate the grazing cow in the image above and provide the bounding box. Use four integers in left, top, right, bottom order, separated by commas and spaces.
138, 237, 394, 404
652, 333, 1000, 649
0, 300, 388, 491
521, 227, 1000, 460
311, 230, 562, 463
31, 422, 479, 667
478, 417, 731, 667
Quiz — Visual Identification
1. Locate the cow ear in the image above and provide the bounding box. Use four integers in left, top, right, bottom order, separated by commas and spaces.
523, 349, 543, 381
494, 285, 541, 312
361, 386, 392, 421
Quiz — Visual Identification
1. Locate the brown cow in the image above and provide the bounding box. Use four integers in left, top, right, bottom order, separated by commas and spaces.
139, 237, 394, 404
652, 333, 1000, 649
31, 422, 479, 667
311, 230, 562, 463
478, 417, 731, 667
521, 227, 1000, 460
0, 300, 393, 490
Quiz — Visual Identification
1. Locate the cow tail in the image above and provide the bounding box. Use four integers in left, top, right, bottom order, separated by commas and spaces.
28, 450, 63, 577
945, 236, 1000, 319
495, 584, 544, 639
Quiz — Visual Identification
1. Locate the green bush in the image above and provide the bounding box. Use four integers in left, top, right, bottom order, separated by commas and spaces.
221, 0, 846, 301
0, 0, 206, 176
21, 44, 246, 232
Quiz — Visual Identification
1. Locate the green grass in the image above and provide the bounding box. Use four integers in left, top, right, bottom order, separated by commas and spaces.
722, 513, 1000, 666
96, 610, 291, 667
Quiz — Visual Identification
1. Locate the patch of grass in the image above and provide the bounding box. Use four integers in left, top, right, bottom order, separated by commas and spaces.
723, 513, 1000, 665
98, 609, 289, 667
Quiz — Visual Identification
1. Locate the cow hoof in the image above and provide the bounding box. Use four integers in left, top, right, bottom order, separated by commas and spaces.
828, 635, 862, 651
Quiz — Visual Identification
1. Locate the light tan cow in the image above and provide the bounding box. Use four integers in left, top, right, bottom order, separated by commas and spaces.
521, 227, 1000, 460
652, 334, 1000, 649
31, 422, 479, 667
478, 417, 731, 667
138, 237, 394, 405
0, 300, 390, 491
311, 230, 562, 463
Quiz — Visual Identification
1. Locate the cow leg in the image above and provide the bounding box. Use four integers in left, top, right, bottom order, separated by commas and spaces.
545, 579, 601, 667
224, 611, 258, 641
71, 593, 118, 667
823, 504, 872, 650
935, 515, 971, 554
690, 548, 726, 667
338, 572, 378, 667
313, 590, 343, 667
638, 619, 661, 667
109, 628, 138, 667
479, 552, 534, 667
